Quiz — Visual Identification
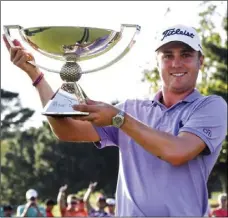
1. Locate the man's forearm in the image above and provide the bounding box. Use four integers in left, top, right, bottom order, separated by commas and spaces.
120, 113, 193, 165
35, 78, 95, 141
57, 191, 65, 208
83, 188, 93, 211
21, 207, 29, 217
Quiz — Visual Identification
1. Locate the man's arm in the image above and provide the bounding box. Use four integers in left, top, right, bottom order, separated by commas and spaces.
121, 113, 206, 166
120, 96, 227, 166
19, 204, 31, 217
34, 205, 45, 217
83, 182, 97, 212
57, 185, 68, 216
74, 96, 227, 166
35, 78, 100, 142
3, 35, 99, 143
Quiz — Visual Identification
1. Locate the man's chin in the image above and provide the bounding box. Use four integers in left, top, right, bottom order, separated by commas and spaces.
169, 85, 193, 94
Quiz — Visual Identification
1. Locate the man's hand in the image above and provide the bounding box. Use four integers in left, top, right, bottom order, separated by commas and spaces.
89, 181, 98, 191
25, 201, 33, 209
72, 99, 119, 126
2, 34, 41, 81
59, 184, 68, 192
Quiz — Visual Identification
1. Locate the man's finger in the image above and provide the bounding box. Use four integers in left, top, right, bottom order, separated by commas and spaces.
13, 39, 22, 46
72, 104, 98, 113
86, 98, 100, 105
10, 47, 23, 62
14, 54, 28, 68
3, 34, 11, 51
72, 113, 96, 122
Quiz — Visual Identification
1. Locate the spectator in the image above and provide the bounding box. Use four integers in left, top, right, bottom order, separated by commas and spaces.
74, 198, 88, 217
16, 189, 46, 217
3, 205, 14, 217
106, 198, 115, 216
211, 193, 228, 217
57, 185, 88, 217
45, 199, 56, 217
84, 182, 109, 217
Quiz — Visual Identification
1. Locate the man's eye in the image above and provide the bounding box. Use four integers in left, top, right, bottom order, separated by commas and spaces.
182, 53, 191, 58
164, 54, 172, 59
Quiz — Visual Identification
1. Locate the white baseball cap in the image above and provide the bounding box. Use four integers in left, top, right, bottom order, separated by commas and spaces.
106, 198, 115, 206
26, 189, 38, 199
154, 24, 204, 55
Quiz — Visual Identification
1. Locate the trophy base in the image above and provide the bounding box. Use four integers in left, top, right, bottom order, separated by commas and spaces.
42, 112, 89, 117
42, 88, 89, 117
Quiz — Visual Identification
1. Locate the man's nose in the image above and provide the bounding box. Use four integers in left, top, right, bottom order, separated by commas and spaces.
172, 57, 182, 68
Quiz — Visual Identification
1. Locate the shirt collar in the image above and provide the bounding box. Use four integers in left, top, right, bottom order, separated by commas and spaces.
152, 89, 202, 104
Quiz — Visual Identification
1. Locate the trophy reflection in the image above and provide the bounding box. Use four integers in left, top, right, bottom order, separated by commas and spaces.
3, 25, 141, 116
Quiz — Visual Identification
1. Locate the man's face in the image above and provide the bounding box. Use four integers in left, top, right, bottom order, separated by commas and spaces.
108, 205, 115, 213
29, 197, 37, 206
77, 201, 85, 210
47, 205, 54, 210
4, 209, 13, 217
156, 41, 204, 94
221, 197, 227, 208
70, 200, 77, 209
97, 200, 106, 209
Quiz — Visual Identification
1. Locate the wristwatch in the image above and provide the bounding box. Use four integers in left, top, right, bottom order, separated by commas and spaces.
112, 111, 125, 128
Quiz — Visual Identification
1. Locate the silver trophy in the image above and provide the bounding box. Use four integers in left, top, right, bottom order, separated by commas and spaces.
3, 24, 141, 116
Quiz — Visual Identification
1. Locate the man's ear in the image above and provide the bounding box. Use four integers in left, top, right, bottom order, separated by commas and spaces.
199, 55, 204, 68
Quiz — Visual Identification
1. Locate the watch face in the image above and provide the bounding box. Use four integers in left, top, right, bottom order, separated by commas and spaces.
112, 111, 125, 128
115, 117, 122, 125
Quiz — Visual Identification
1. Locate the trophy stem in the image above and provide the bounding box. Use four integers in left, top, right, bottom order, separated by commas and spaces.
73, 82, 86, 104
61, 82, 86, 104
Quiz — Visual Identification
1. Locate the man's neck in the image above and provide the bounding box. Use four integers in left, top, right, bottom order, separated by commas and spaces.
161, 88, 194, 108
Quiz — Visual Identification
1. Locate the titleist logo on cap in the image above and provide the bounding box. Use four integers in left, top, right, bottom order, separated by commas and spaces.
161, 28, 195, 41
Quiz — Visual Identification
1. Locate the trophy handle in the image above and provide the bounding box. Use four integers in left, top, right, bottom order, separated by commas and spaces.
81, 24, 141, 74
3, 25, 60, 74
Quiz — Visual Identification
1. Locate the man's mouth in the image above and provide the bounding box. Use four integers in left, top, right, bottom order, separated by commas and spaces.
171, 72, 187, 77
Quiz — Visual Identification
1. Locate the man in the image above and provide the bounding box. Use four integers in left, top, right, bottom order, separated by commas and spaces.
75, 198, 89, 217
212, 193, 228, 217
106, 198, 115, 216
16, 189, 46, 217
83, 182, 109, 217
57, 184, 88, 217
45, 199, 56, 217
3, 23, 227, 216
2, 205, 14, 217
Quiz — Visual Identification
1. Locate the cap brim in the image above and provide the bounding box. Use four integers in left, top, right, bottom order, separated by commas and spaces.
155, 37, 203, 55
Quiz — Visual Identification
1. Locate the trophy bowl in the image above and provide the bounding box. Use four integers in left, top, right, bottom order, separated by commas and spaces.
3, 24, 141, 117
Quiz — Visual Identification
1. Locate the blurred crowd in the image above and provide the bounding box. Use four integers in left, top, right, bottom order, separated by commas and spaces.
0, 182, 116, 217
1, 183, 227, 217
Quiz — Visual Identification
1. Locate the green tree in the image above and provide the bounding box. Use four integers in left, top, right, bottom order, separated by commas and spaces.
1, 89, 34, 139
1, 121, 119, 205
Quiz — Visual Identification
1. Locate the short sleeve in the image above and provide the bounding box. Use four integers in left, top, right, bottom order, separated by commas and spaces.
179, 96, 227, 153
93, 101, 125, 149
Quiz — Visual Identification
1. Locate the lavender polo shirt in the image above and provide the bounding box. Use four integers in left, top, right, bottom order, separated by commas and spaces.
94, 89, 227, 216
